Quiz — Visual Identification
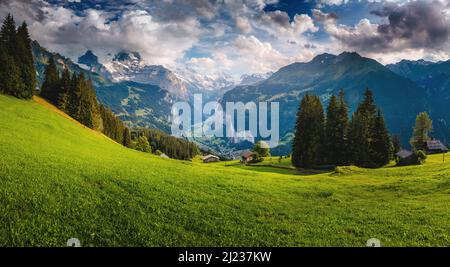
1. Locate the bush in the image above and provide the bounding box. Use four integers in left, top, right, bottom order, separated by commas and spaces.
249, 152, 263, 163
135, 136, 152, 153
416, 150, 427, 164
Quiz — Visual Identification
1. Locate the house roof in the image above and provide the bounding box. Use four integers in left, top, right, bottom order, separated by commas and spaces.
395, 149, 413, 159
203, 154, 219, 160
241, 151, 256, 158
426, 140, 448, 151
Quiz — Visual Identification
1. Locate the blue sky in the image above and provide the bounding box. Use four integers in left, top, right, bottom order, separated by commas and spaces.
1, 0, 449, 79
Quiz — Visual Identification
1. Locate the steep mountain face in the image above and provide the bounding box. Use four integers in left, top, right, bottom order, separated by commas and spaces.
175, 68, 237, 102
222, 52, 427, 154
32, 42, 173, 131
95, 81, 173, 132
239, 72, 273, 86
387, 60, 450, 143
101, 51, 189, 100
78, 50, 103, 72
31, 41, 107, 87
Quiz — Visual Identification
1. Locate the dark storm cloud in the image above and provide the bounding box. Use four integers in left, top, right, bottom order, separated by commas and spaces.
312, 9, 338, 22
370, 0, 450, 49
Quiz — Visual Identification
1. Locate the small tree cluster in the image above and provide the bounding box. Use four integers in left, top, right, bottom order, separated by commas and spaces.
251, 141, 270, 162
41, 60, 102, 130
134, 128, 199, 160
40, 57, 133, 146
0, 14, 36, 99
292, 89, 392, 169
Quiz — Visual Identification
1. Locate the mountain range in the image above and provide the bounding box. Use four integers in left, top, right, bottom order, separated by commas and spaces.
31, 41, 450, 156
223, 52, 447, 155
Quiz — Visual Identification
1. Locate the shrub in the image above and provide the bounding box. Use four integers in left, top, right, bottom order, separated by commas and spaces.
135, 136, 152, 153
249, 152, 263, 163
416, 150, 427, 164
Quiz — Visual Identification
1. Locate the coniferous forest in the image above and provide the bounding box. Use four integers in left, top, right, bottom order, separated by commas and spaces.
292, 89, 392, 169
0, 14, 36, 99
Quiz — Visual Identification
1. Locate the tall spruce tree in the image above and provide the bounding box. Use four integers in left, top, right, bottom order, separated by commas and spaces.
69, 72, 82, 118
349, 89, 377, 167
336, 90, 350, 164
371, 109, 392, 167
77, 77, 101, 130
0, 39, 21, 95
325, 94, 339, 164
123, 127, 132, 148
348, 88, 391, 168
348, 111, 370, 166
0, 14, 22, 96
40, 57, 60, 103
325, 90, 350, 165
292, 94, 325, 168
57, 68, 71, 113
16, 22, 35, 99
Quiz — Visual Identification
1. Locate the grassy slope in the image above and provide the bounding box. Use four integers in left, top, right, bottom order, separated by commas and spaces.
0, 94, 449, 247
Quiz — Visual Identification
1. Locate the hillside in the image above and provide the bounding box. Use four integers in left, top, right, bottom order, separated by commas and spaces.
0, 94, 449, 246
387, 60, 450, 143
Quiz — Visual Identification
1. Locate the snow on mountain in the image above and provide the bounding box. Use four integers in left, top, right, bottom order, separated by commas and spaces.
239, 72, 273, 86
99, 51, 189, 100
174, 67, 237, 101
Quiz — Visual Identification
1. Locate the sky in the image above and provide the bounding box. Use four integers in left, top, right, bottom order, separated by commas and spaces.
1, 0, 450, 79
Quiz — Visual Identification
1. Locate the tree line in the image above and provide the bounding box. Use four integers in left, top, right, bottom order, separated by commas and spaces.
292, 89, 392, 169
0, 14, 36, 99
133, 128, 199, 160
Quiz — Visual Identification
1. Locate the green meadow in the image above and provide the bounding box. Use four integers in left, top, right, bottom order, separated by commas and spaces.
0, 94, 449, 246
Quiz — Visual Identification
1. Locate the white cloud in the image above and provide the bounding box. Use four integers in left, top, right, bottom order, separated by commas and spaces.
0, 0, 203, 68
235, 17, 253, 34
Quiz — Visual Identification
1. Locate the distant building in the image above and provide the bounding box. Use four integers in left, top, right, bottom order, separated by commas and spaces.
425, 140, 448, 154
240, 151, 256, 164
395, 149, 416, 166
160, 153, 170, 159
202, 154, 220, 163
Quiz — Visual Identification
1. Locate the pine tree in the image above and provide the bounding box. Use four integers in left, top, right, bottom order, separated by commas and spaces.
348, 89, 380, 167
123, 127, 132, 148
16, 21, 35, 99
40, 57, 60, 103
57, 68, 71, 113
392, 135, 401, 154
348, 88, 391, 168
77, 78, 101, 130
336, 90, 350, 164
348, 111, 370, 166
371, 109, 392, 167
0, 14, 22, 96
325, 94, 339, 164
68, 72, 82, 118
292, 94, 325, 168
0, 41, 21, 95
410, 112, 433, 151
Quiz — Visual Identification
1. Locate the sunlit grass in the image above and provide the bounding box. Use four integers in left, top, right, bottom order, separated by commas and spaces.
0, 94, 449, 247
